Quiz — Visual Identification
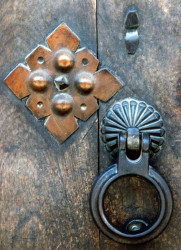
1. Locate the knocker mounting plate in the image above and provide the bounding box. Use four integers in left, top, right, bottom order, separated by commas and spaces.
5, 23, 123, 143
102, 98, 165, 157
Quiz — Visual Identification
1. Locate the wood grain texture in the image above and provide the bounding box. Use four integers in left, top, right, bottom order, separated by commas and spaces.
97, 0, 181, 249
1, 0, 181, 249
0, 0, 99, 249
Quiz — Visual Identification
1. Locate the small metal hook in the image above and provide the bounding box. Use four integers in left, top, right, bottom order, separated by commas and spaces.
124, 6, 139, 54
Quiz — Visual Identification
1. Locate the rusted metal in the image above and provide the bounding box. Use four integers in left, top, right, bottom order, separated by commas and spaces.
5, 23, 123, 143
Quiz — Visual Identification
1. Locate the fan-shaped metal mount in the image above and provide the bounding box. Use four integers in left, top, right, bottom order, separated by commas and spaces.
101, 98, 165, 157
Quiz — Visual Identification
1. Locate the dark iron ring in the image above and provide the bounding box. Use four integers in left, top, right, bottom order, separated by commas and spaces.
90, 164, 172, 244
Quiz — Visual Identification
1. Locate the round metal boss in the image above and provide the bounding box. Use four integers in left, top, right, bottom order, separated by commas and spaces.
101, 98, 165, 157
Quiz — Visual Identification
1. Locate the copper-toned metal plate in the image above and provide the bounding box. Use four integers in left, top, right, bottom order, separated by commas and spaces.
5, 23, 123, 143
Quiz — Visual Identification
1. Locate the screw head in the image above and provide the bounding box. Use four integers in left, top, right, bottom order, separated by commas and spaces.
75, 72, 95, 93
28, 70, 51, 92
51, 93, 73, 115
54, 49, 75, 71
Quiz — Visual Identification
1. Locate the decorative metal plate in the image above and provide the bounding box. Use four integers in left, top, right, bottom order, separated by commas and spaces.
101, 98, 165, 157
5, 23, 123, 143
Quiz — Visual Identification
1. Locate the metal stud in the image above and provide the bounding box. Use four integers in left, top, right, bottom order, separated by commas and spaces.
51, 93, 73, 115
54, 48, 75, 71
75, 72, 95, 94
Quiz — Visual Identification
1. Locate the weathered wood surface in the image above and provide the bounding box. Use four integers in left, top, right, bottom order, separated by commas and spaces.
0, 0, 99, 249
1, 0, 181, 249
97, 0, 181, 249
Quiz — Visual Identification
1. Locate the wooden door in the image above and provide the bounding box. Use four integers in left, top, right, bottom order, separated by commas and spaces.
0, 0, 180, 249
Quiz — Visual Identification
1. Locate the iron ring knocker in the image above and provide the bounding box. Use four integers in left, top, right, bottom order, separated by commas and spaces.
90, 98, 173, 244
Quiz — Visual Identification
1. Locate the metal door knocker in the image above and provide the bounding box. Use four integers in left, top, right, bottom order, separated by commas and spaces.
90, 98, 173, 244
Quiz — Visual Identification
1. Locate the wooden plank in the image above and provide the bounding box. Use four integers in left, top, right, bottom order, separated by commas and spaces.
0, 0, 99, 249
97, 0, 181, 249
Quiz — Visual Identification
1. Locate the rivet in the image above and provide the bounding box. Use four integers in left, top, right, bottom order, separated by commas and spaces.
75, 72, 95, 93
28, 70, 51, 92
51, 93, 73, 115
126, 219, 148, 233
54, 49, 75, 71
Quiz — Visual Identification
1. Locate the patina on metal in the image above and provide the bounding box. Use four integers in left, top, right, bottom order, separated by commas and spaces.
90, 98, 173, 244
5, 23, 123, 143
102, 98, 165, 158
124, 6, 139, 54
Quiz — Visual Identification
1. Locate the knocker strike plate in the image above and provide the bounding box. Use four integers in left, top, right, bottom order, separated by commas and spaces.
5, 23, 123, 143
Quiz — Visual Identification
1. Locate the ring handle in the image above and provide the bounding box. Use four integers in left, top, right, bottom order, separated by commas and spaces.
90, 164, 172, 244
90, 98, 173, 244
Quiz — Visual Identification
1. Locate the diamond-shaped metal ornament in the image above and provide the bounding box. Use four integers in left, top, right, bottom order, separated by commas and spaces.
5, 23, 123, 143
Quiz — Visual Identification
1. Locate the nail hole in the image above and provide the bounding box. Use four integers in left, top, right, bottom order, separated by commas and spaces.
82, 58, 89, 66
37, 102, 43, 108
37, 57, 44, 64
80, 103, 87, 111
